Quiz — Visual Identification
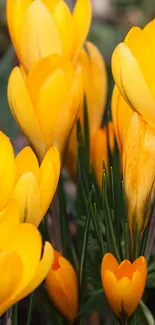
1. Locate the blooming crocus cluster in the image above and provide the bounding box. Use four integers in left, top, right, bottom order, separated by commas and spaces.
101, 253, 147, 319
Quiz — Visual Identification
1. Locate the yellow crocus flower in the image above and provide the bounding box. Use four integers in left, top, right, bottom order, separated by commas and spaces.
7, 0, 92, 72
8, 54, 82, 161
123, 113, 155, 232
0, 208, 54, 316
65, 42, 107, 178
0, 131, 60, 227
112, 19, 155, 129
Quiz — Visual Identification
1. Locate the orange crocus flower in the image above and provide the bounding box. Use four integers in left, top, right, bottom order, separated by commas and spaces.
101, 253, 147, 319
45, 250, 78, 322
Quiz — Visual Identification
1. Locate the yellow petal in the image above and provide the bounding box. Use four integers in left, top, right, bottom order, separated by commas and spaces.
72, 0, 92, 60
112, 43, 155, 128
117, 277, 139, 316
101, 253, 119, 277
53, 1, 74, 59
143, 19, 155, 57
3, 223, 42, 292
39, 146, 60, 220
112, 86, 133, 152
125, 26, 155, 86
17, 242, 54, 299
0, 200, 20, 247
12, 172, 41, 225
6, 0, 31, 63
20, 0, 62, 71
102, 270, 121, 316
84, 41, 107, 134
0, 251, 23, 316
0, 224, 44, 314
0, 132, 16, 210
123, 113, 145, 230
8, 67, 46, 161
15, 146, 39, 182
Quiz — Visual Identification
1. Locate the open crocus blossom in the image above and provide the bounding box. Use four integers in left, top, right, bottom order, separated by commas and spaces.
91, 122, 114, 189
65, 42, 107, 178
7, 0, 92, 72
0, 208, 54, 316
112, 86, 133, 153
0, 131, 60, 227
123, 113, 155, 232
101, 253, 147, 319
112, 19, 155, 129
8, 54, 82, 161
45, 250, 78, 322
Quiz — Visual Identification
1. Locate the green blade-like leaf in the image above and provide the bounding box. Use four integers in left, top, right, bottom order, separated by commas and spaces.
26, 293, 34, 325
78, 289, 104, 317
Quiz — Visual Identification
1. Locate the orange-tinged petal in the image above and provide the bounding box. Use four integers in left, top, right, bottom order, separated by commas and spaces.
72, 0, 92, 61
112, 86, 133, 152
20, 0, 62, 71
84, 41, 107, 134
101, 253, 119, 277
0, 251, 23, 315
125, 27, 155, 86
53, 1, 74, 59
102, 270, 121, 315
15, 146, 39, 182
12, 172, 41, 225
0, 200, 20, 246
116, 260, 134, 280
0, 132, 16, 210
132, 256, 147, 281
8, 67, 46, 161
112, 43, 155, 128
2, 224, 42, 294
117, 277, 139, 316
39, 146, 60, 222
46, 254, 78, 322
144, 19, 155, 57
91, 128, 108, 190
6, 0, 31, 62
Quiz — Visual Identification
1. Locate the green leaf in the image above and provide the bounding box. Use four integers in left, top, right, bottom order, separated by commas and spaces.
12, 304, 18, 325
130, 301, 155, 325
146, 272, 155, 288
78, 289, 104, 317
26, 293, 34, 325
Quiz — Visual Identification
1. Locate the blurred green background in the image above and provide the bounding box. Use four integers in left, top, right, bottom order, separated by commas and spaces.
0, 0, 155, 141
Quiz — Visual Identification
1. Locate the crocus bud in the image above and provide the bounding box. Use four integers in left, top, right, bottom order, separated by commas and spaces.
8, 55, 82, 162
123, 112, 155, 232
91, 122, 114, 189
112, 21, 155, 130
7, 0, 92, 71
45, 250, 78, 322
101, 253, 147, 319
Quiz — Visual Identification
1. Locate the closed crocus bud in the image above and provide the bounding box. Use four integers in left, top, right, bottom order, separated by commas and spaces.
101, 253, 147, 320
65, 42, 107, 178
91, 122, 114, 189
7, 0, 92, 71
0, 131, 60, 227
8, 55, 82, 162
45, 250, 78, 322
123, 113, 155, 232
112, 20, 155, 129
112, 86, 133, 152
0, 209, 54, 316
